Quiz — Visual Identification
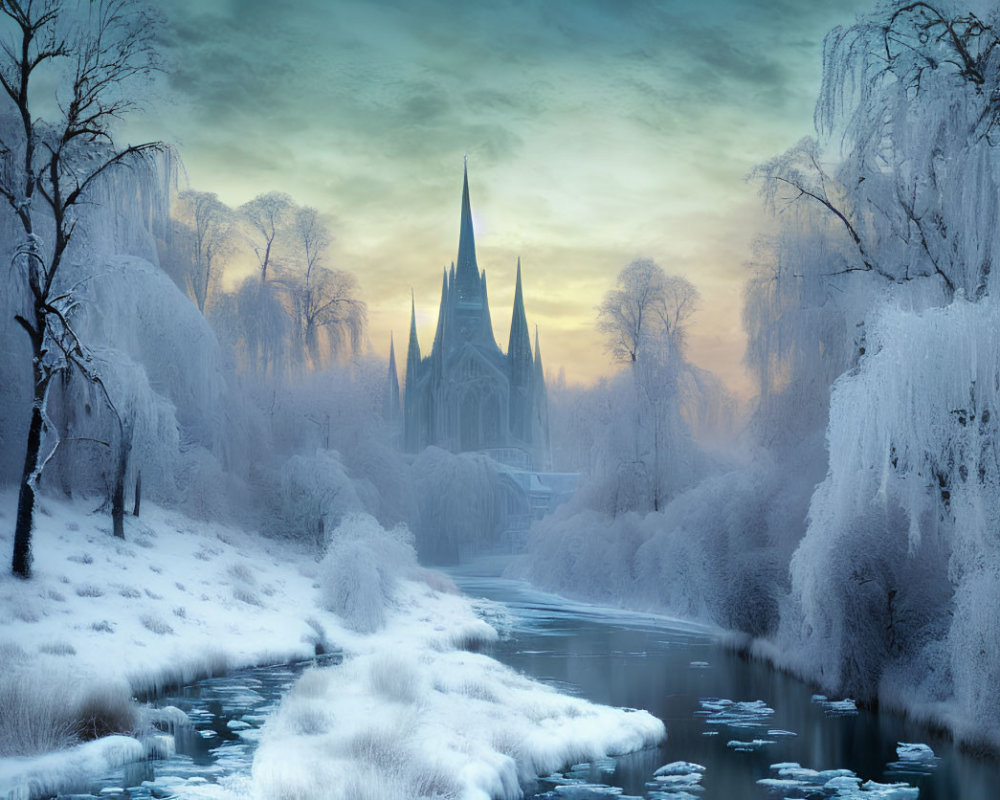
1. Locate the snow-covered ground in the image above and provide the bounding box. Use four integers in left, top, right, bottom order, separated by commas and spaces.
0, 492, 664, 799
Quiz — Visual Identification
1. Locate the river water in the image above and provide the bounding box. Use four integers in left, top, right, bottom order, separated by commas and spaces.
450, 562, 1000, 799
60, 564, 1000, 799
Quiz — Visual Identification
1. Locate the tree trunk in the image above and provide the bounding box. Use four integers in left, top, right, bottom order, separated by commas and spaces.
112, 472, 125, 539
132, 470, 141, 517
12, 372, 46, 578
111, 427, 131, 539
58, 370, 74, 498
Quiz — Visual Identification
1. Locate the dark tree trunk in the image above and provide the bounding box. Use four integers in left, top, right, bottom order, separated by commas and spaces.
13, 372, 45, 578
132, 470, 141, 517
58, 369, 74, 498
111, 427, 131, 539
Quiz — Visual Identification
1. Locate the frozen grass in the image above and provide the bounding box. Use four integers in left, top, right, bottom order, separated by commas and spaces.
0, 672, 77, 757
38, 641, 76, 656
139, 613, 174, 635
0, 671, 135, 757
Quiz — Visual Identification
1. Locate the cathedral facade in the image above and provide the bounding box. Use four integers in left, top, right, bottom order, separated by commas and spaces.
386, 166, 550, 469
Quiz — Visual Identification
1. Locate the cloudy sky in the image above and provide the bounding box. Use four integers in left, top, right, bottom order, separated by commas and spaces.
127, 0, 873, 395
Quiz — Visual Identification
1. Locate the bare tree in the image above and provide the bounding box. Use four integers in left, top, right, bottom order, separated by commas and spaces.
174, 189, 233, 312
288, 207, 366, 368
1, 0, 163, 578
597, 258, 698, 364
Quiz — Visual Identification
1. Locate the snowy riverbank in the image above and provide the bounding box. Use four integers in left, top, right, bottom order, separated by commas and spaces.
0, 492, 663, 799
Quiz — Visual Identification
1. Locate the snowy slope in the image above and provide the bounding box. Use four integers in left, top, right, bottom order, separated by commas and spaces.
0, 492, 663, 798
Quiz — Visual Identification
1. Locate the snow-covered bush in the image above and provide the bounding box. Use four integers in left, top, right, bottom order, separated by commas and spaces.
268, 449, 366, 548
319, 514, 417, 633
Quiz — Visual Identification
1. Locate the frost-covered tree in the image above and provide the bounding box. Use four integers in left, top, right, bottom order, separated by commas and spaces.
241, 191, 293, 285
173, 190, 234, 313
595, 259, 700, 511
0, 0, 163, 578
597, 259, 698, 365
286, 207, 365, 369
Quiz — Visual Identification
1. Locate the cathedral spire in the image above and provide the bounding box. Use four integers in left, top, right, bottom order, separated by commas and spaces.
406, 291, 421, 369
384, 332, 400, 423
403, 292, 423, 452
455, 161, 481, 303
508, 258, 531, 364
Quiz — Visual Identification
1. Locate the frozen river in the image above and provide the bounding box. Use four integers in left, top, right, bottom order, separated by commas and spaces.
60, 562, 1000, 799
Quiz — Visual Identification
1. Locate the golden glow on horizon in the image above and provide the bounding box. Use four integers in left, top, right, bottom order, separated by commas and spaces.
125, 0, 876, 399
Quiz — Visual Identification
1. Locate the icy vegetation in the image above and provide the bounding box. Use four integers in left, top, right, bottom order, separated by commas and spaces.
520, 0, 1000, 751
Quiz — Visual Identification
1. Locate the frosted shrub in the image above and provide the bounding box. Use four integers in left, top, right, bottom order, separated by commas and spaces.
319, 514, 417, 633
271, 450, 365, 548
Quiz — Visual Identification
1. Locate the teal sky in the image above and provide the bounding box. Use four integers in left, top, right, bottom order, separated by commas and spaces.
127, 0, 874, 394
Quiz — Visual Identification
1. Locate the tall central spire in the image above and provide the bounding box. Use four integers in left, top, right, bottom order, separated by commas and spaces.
454, 160, 481, 303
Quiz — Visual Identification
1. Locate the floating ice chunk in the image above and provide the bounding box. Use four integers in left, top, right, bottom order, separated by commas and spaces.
817, 769, 857, 780
689, 661, 710, 669
726, 738, 776, 751
773, 764, 820, 781
767, 729, 797, 737
825, 775, 862, 791
811, 695, 859, 716
650, 762, 704, 792
654, 774, 704, 789
886, 742, 940, 775
896, 742, 934, 761
226, 719, 252, 730
654, 761, 705, 776
762, 761, 916, 798
697, 698, 775, 729
859, 779, 920, 799
647, 792, 700, 800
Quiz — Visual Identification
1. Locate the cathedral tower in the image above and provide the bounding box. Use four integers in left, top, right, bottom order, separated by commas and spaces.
394, 166, 550, 469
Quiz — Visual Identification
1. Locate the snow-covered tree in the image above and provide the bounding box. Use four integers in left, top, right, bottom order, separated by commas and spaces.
597, 259, 698, 365
172, 190, 234, 313
285, 207, 365, 370
0, 0, 163, 578
595, 259, 701, 511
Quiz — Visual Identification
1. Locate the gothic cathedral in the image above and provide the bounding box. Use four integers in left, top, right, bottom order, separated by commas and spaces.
385, 165, 550, 469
